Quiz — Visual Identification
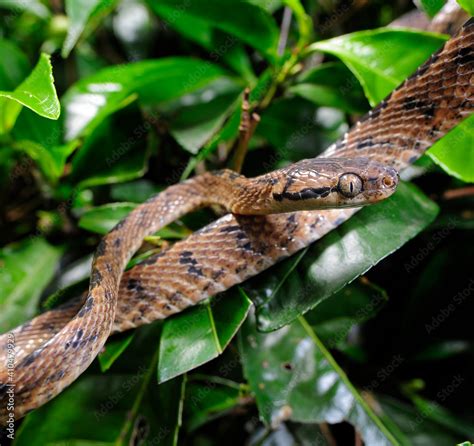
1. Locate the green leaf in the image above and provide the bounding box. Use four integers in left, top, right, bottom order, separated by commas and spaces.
184, 378, 243, 431
98, 332, 135, 372
427, 114, 474, 183
169, 86, 241, 154
411, 394, 474, 439
148, 10, 255, 81
239, 312, 398, 444
158, 289, 252, 383
0, 0, 51, 19
289, 62, 369, 114
282, 0, 313, 46
0, 53, 60, 132
16, 325, 184, 446
12, 107, 62, 144
13, 138, 78, 183
250, 182, 439, 331
307, 28, 447, 106
0, 238, 62, 332
112, 0, 155, 61
148, 0, 280, 61
78, 202, 190, 240
0, 147, 16, 190
153, 376, 187, 446
419, 0, 446, 17
380, 395, 473, 445
11, 109, 77, 182
15, 370, 182, 445
69, 106, 150, 188
413, 340, 471, 361
457, 0, 474, 15
16, 376, 134, 444
179, 65, 286, 179
62, 0, 119, 57
78, 202, 136, 233
305, 280, 388, 349
0, 47, 71, 182
250, 422, 332, 445
247, 0, 283, 12
62, 57, 234, 140
256, 96, 347, 162
0, 39, 29, 90
110, 180, 161, 203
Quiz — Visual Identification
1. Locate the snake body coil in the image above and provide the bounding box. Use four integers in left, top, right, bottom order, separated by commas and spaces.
0, 13, 473, 424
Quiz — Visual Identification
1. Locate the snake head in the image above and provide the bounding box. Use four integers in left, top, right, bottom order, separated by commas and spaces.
268, 157, 399, 212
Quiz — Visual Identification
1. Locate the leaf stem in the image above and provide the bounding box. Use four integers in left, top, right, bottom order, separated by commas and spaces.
206, 301, 222, 354
298, 316, 400, 446
188, 373, 250, 392
114, 348, 160, 446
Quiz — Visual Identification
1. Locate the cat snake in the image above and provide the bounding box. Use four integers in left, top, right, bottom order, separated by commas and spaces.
0, 6, 473, 424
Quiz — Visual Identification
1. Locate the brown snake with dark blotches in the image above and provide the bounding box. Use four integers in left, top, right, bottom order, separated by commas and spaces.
0, 6, 472, 424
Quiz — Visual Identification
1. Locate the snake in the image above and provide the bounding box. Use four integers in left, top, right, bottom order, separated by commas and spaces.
0, 5, 472, 425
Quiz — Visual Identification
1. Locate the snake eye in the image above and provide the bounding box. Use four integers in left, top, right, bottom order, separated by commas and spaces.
338, 173, 363, 198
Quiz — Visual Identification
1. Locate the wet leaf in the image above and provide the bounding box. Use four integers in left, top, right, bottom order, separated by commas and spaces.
148, 0, 279, 61
413, 340, 471, 361
256, 96, 347, 162
99, 332, 135, 372
239, 312, 398, 444
0, 0, 50, 19
69, 106, 150, 188
0, 238, 62, 332
62, 58, 235, 140
250, 182, 439, 331
428, 114, 474, 183
184, 378, 243, 431
169, 88, 241, 154
110, 180, 161, 203
62, 0, 119, 57
11, 109, 76, 182
307, 29, 446, 106
0, 53, 60, 133
305, 280, 388, 349
380, 395, 474, 445
457, 0, 474, 15
15, 369, 184, 446
289, 62, 369, 114
78, 202, 190, 240
158, 289, 252, 383
419, 0, 446, 17
0, 39, 29, 90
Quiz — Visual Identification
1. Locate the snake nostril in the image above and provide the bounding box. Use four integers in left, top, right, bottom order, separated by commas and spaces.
382, 176, 395, 188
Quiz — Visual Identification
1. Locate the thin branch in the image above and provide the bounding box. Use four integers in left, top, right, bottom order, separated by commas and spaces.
231, 89, 261, 173
320, 422, 337, 446
114, 349, 159, 446
442, 186, 474, 200
355, 430, 362, 446
278, 6, 293, 56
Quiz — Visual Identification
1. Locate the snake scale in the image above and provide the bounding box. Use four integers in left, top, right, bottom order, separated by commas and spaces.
0, 6, 473, 425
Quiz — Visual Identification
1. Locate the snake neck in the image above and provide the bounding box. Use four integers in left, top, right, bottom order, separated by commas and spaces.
197, 170, 275, 215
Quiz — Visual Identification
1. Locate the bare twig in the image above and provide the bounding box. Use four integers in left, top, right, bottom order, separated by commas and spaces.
442, 186, 474, 200
278, 6, 293, 56
320, 422, 337, 446
231, 89, 261, 173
